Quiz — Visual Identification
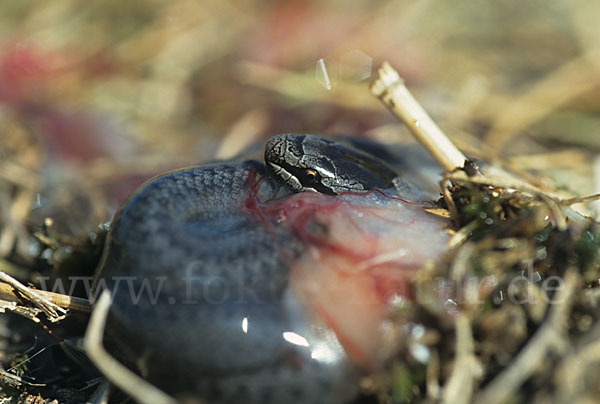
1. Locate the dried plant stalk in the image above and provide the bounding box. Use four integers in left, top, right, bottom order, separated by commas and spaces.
561, 193, 600, 206
0, 271, 68, 321
84, 291, 178, 404
370, 62, 467, 172
0, 281, 92, 314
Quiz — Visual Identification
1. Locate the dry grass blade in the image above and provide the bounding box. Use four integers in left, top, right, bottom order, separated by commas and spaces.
84, 291, 178, 404
447, 220, 479, 249
0, 368, 45, 387
561, 193, 600, 206
444, 169, 546, 198
441, 314, 481, 404
425, 349, 441, 400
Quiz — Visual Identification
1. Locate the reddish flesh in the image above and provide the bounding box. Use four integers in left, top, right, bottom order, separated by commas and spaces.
243, 171, 449, 367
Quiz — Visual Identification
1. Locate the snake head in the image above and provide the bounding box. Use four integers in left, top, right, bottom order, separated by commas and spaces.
265, 134, 399, 195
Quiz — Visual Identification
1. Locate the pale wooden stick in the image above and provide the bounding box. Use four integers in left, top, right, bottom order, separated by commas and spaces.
370, 62, 468, 172
84, 291, 177, 404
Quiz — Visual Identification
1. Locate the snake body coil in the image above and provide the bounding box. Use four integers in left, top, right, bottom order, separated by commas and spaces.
93, 134, 398, 403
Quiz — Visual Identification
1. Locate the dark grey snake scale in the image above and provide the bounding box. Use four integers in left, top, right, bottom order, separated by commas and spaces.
93, 134, 400, 403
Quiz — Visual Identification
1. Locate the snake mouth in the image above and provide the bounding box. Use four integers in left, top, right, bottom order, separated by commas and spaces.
266, 161, 304, 192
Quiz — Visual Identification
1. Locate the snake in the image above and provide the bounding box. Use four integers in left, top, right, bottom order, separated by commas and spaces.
93, 134, 399, 403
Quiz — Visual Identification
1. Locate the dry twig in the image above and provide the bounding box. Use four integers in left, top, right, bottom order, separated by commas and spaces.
370, 62, 468, 173
441, 314, 481, 404
0, 281, 92, 314
561, 193, 600, 206
0, 368, 45, 387
84, 291, 178, 404
0, 271, 67, 321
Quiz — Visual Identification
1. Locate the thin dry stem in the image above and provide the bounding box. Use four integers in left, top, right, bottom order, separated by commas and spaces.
443, 169, 562, 200
442, 314, 480, 404
84, 291, 178, 404
426, 349, 441, 401
0, 368, 45, 387
447, 221, 479, 250
0, 281, 92, 314
440, 178, 460, 221
561, 193, 600, 206
0, 271, 67, 321
370, 62, 468, 172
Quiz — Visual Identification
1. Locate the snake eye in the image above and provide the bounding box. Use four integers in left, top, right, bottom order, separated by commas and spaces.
303, 168, 319, 183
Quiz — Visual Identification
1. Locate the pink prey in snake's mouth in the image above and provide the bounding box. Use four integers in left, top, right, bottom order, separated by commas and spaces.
244, 168, 450, 369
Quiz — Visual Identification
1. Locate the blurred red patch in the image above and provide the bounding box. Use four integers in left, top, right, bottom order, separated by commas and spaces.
0, 42, 63, 105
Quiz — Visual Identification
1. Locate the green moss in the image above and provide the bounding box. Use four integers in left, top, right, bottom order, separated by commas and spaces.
575, 228, 600, 280
391, 363, 417, 404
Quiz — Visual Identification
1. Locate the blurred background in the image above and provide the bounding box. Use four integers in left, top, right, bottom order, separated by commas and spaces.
1, 0, 599, 254
2, 2, 600, 402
